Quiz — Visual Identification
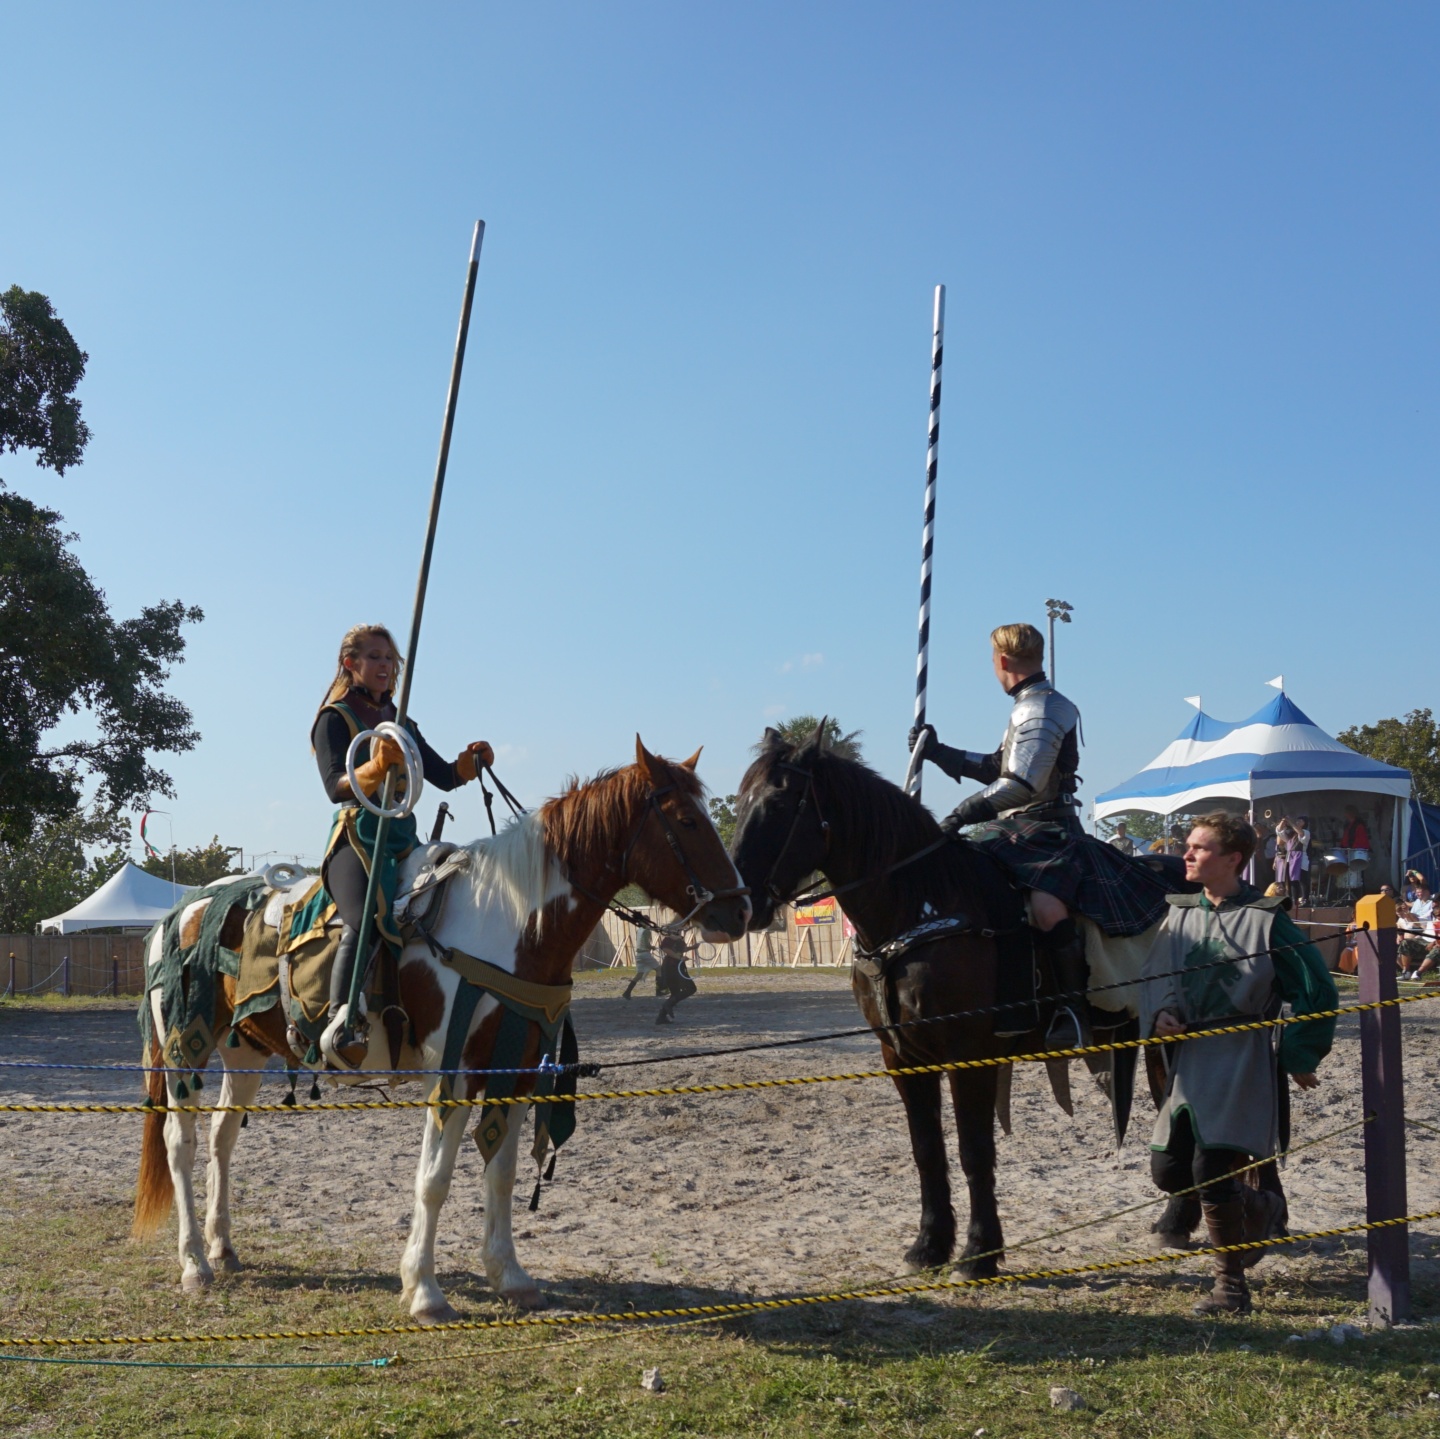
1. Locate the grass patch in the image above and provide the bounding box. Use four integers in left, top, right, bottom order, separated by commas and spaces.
0, 1198, 1437, 1437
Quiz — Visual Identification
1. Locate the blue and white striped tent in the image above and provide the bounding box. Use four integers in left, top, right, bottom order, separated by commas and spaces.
1093, 694, 1412, 821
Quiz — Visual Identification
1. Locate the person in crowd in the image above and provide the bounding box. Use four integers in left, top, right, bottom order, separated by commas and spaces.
1273, 820, 1294, 900
654, 932, 698, 1024
1341, 806, 1370, 854
1109, 820, 1136, 855
1404, 870, 1426, 904
1399, 880, 1438, 980
312, 623, 493, 1068
1292, 815, 1312, 906
622, 927, 663, 1000
1141, 812, 1337, 1316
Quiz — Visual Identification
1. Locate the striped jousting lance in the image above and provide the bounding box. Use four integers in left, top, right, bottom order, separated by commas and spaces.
343, 221, 486, 1029
903, 285, 945, 800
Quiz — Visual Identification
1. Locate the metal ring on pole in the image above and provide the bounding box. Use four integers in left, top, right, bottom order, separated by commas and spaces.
260, 862, 309, 890
345, 722, 424, 820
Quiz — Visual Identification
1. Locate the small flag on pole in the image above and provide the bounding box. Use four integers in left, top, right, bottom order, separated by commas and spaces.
1184, 695, 1202, 710
1266, 675, 1285, 692
139, 812, 161, 860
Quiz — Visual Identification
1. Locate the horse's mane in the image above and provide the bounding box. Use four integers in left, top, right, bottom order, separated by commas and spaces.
461, 760, 703, 932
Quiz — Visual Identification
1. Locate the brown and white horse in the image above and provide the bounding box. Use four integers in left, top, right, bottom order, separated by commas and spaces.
132, 740, 749, 1319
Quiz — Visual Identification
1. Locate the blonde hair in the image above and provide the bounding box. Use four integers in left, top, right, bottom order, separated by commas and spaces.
320, 623, 405, 710
990, 622, 1045, 663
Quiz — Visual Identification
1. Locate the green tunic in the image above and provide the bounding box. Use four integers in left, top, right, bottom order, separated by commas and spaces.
1140, 884, 1336, 1156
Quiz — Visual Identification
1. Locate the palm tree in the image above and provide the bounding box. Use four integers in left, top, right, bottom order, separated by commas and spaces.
763, 715, 864, 762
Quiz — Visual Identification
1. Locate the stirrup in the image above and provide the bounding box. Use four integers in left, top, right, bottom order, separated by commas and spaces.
1045, 1004, 1090, 1051
320, 1004, 370, 1071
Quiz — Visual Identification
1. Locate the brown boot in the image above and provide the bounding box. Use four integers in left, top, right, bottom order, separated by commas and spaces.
1239, 1187, 1286, 1270
1193, 1198, 1252, 1315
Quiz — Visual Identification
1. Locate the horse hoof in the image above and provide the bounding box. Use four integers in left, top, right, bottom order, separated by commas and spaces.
902, 1240, 954, 1273
412, 1300, 460, 1325
504, 1286, 545, 1312
181, 1270, 214, 1294
212, 1250, 243, 1273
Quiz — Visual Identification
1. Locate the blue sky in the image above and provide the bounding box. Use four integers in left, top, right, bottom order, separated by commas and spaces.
4, 3, 1436, 863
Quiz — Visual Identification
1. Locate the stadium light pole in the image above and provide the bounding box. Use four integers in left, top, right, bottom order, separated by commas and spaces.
1045, 599, 1073, 685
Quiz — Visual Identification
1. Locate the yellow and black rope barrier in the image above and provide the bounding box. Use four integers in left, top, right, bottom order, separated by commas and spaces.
0, 990, 1434, 1116
1, 1208, 1435, 1351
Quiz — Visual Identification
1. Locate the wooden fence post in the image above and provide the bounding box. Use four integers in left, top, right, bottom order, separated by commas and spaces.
111, 955, 119, 996
4, 952, 13, 997
62, 953, 71, 998
1354, 893, 1411, 1327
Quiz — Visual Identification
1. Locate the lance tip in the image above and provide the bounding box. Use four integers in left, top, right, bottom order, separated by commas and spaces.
470, 220, 485, 264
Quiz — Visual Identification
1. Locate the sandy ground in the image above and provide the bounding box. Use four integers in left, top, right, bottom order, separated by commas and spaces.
0, 971, 1437, 1299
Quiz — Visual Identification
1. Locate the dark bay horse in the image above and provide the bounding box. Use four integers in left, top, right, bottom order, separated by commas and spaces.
731, 726, 1059, 1276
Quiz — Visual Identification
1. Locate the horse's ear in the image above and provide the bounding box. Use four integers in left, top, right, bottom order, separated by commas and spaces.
635, 734, 662, 780
680, 746, 702, 772
812, 716, 830, 749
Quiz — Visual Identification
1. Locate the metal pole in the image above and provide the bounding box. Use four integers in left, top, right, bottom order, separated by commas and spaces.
905, 284, 945, 800
346, 220, 485, 1025
1355, 893, 1411, 1326
62, 954, 70, 998
5, 953, 13, 998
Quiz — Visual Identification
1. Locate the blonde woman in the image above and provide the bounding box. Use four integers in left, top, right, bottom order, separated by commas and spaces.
312, 624, 493, 1067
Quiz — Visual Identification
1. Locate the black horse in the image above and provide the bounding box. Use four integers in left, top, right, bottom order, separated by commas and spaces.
730, 725, 1141, 1276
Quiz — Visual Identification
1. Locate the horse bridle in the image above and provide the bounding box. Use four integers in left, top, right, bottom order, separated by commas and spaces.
595, 782, 750, 935
751, 762, 832, 906
749, 760, 946, 909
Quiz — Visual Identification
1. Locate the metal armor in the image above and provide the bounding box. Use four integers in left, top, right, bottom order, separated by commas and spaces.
928, 674, 1080, 826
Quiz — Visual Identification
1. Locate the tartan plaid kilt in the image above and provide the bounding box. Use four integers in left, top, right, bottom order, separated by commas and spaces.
965, 815, 1173, 938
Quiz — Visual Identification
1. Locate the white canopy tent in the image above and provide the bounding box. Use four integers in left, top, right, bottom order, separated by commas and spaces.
39, 862, 189, 934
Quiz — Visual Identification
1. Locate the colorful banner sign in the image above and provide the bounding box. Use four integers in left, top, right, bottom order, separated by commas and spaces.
794, 896, 837, 926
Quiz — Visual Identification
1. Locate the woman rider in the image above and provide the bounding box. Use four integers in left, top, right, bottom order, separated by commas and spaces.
313, 623, 493, 1068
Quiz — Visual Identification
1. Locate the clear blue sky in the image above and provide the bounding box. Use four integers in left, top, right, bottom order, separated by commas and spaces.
4, 3, 1436, 863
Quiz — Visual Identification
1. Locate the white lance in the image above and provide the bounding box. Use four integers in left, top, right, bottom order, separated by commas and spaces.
904, 284, 945, 800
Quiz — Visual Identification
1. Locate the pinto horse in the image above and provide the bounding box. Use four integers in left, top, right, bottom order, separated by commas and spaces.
132, 739, 749, 1318
731, 726, 1094, 1277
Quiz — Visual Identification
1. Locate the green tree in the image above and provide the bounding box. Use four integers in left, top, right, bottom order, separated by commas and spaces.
0, 804, 129, 932
708, 793, 738, 849
767, 715, 864, 762
140, 836, 243, 889
0, 287, 90, 474
1338, 709, 1440, 805
0, 287, 203, 842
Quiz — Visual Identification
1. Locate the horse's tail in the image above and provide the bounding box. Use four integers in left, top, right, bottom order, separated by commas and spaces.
131, 1038, 172, 1242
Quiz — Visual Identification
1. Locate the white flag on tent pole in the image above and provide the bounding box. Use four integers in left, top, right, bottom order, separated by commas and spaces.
1184, 695, 1202, 710
1266, 675, 1285, 691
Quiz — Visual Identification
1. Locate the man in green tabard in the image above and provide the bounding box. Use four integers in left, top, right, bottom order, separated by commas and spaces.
1141, 811, 1337, 1315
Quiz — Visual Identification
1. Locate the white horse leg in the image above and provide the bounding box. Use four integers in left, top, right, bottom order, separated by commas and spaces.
204, 1056, 263, 1272
482, 1116, 542, 1309
165, 1099, 212, 1293
399, 1107, 471, 1322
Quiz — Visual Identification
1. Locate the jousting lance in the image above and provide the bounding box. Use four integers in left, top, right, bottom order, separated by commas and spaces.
344, 220, 486, 1029
904, 284, 945, 801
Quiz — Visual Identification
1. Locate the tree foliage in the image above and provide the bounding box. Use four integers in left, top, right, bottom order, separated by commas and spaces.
0, 287, 90, 474
708, 794, 738, 849
0, 491, 203, 841
766, 715, 864, 763
1338, 709, 1440, 806
0, 286, 203, 843
0, 803, 129, 933
140, 836, 243, 889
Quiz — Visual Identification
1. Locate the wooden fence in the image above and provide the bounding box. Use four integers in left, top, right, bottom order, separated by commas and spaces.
587, 905, 852, 969
1, 934, 149, 997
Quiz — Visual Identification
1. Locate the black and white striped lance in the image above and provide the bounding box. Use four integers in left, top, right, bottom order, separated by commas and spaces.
907, 284, 945, 799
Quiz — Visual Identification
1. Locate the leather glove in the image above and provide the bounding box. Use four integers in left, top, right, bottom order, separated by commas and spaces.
352, 734, 405, 797
456, 740, 495, 783
939, 792, 999, 836
907, 723, 937, 761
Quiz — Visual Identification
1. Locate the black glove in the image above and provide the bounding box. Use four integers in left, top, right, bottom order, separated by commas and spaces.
907, 723, 937, 760
939, 793, 999, 836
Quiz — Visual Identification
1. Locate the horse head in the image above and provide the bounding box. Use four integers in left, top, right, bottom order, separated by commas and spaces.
597, 737, 751, 942
731, 721, 836, 931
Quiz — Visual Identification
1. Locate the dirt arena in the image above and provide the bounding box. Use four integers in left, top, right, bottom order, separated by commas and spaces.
1, 970, 1437, 1301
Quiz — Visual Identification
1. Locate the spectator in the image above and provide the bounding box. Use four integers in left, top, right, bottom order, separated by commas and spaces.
1273, 820, 1295, 899
1292, 815, 1312, 906
1399, 881, 1438, 980
1341, 806, 1370, 854
1109, 820, 1136, 856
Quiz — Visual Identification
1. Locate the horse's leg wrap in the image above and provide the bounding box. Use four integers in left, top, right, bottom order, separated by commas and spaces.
1040, 920, 1092, 1050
